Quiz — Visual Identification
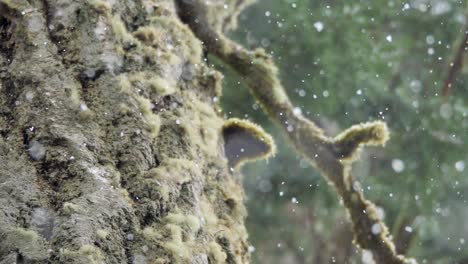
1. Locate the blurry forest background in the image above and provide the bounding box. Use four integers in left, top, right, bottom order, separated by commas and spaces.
216, 0, 468, 263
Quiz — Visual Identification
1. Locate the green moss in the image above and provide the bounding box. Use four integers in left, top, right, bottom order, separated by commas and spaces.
163, 224, 191, 262
138, 211, 203, 263
118, 188, 134, 204
148, 76, 175, 95
153, 16, 202, 63
208, 241, 227, 263
164, 212, 200, 234
7, 228, 40, 252
69, 86, 81, 106
164, 213, 185, 225
133, 16, 202, 64
80, 244, 104, 259
118, 103, 131, 115
137, 158, 202, 204
136, 96, 152, 116
136, 96, 161, 139
204, 70, 224, 99
133, 26, 164, 46
184, 215, 201, 233
67, 81, 94, 122
333, 121, 390, 161
128, 72, 176, 96
166, 224, 183, 241
111, 15, 139, 45
202, 0, 256, 32
60, 244, 104, 263
152, 259, 169, 264
144, 158, 199, 184
221, 180, 247, 220
104, 164, 122, 187
164, 241, 189, 262
200, 197, 218, 228
222, 118, 276, 169
96, 229, 109, 240
164, 52, 183, 65
0, 0, 27, 13
78, 108, 96, 121
12, 227, 40, 241
179, 96, 223, 157
119, 75, 132, 93
141, 226, 162, 241
62, 202, 80, 215
335, 121, 389, 146
3, 228, 47, 260
157, 184, 170, 201
87, 0, 111, 14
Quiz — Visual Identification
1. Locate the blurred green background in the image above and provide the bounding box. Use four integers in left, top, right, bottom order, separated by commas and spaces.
217, 0, 468, 263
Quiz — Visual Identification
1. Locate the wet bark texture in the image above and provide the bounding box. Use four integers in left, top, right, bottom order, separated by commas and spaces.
0, 0, 251, 263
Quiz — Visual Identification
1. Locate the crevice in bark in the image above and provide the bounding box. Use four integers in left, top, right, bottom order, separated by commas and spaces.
153, 94, 184, 113
0, 16, 14, 63
0, 85, 12, 139
29, 138, 80, 211
217, 236, 237, 264
2, 78, 32, 111
41, 0, 52, 45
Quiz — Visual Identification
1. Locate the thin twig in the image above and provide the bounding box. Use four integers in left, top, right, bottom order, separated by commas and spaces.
442, 26, 468, 97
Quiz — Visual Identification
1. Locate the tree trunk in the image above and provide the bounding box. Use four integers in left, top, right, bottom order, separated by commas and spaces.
0, 0, 250, 263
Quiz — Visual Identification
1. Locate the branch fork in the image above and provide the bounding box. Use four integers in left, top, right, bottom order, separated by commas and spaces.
175, 0, 416, 263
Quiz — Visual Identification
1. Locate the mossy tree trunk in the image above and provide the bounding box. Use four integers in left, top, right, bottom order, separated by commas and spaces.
0, 0, 250, 263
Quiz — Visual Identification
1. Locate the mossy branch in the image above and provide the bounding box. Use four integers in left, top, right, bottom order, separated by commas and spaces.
222, 118, 276, 169
333, 121, 389, 161
176, 0, 416, 263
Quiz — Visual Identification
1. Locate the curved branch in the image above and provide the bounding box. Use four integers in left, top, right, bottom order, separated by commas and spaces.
175, 0, 417, 263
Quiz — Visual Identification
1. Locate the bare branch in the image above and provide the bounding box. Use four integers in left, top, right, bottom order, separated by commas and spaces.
176, 0, 417, 263
442, 4, 468, 96
442, 26, 468, 97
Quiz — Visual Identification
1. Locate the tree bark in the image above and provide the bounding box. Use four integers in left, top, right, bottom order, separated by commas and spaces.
0, 0, 250, 263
